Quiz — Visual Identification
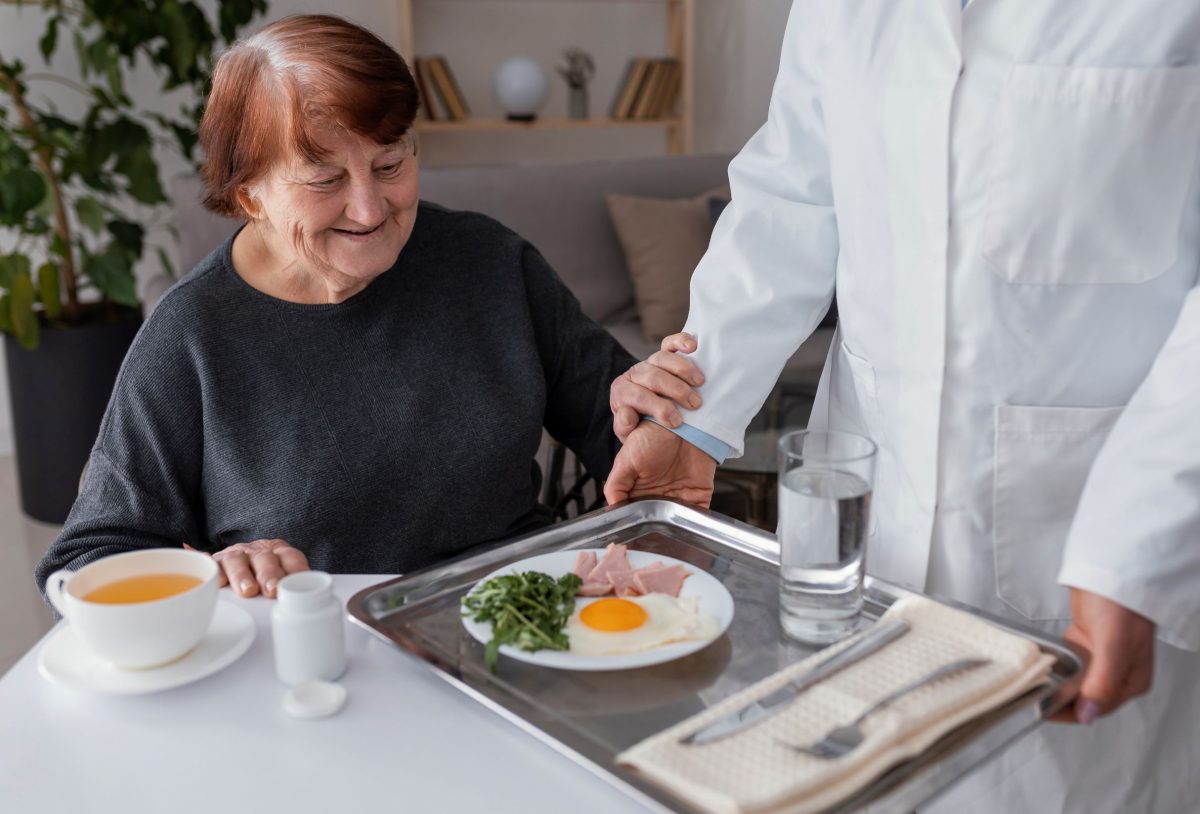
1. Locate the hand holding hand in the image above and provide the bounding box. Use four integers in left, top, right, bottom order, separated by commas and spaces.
603, 419, 717, 507
209, 538, 311, 598
610, 333, 705, 442
1058, 587, 1155, 724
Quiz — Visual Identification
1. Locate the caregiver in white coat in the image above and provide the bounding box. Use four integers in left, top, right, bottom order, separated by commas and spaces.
605, 1, 1200, 811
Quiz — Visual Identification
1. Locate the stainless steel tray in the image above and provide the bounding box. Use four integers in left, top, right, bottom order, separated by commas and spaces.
347, 499, 1082, 814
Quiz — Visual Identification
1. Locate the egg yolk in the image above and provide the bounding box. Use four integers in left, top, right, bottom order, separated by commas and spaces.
580, 598, 648, 632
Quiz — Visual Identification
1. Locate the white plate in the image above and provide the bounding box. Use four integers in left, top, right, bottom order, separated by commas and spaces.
462, 549, 735, 671
37, 600, 256, 695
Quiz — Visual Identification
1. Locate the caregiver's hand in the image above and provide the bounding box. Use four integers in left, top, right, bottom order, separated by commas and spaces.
211, 538, 311, 598
604, 419, 717, 507
1058, 588, 1155, 725
610, 333, 705, 442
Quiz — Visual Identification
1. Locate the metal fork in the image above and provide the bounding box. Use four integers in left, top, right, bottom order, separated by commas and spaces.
780, 658, 991, 759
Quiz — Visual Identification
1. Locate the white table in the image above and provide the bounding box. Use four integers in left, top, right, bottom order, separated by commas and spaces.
0, 575, 654, 813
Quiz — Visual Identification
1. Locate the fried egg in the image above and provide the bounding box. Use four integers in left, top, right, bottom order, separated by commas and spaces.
566, 594, 720, 656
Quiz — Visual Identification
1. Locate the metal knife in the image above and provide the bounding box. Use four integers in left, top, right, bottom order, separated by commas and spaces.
680, 618, 911, 746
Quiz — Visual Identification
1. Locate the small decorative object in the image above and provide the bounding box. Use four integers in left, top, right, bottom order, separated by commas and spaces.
493, 57, 549, 122
557, 48, 596, 120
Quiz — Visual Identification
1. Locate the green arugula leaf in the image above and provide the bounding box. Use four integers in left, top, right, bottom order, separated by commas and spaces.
462, 570, 582, 672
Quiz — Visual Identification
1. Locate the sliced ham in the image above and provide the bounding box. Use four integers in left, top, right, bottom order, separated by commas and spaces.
605, 570, 643, 597
578, 581, 615, 597
573, 548, 692, 598
571, 550, 597, 580
584, 543, 631, 585
634, 563, 690, 597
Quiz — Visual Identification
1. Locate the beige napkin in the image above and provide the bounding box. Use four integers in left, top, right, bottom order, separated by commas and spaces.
617, 596, 1056, 814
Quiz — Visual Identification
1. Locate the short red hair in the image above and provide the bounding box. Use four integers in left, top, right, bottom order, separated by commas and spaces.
199, 14, 419, 218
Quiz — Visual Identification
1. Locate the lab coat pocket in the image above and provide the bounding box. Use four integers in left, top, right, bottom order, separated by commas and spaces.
993, 404, 1123, 621
983, 64, 1200, 285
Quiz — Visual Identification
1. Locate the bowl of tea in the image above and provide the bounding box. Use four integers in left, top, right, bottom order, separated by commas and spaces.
44, 548, 219, 669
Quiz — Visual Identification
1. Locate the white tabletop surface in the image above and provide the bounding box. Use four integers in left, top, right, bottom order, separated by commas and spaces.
0, 575, 657, 814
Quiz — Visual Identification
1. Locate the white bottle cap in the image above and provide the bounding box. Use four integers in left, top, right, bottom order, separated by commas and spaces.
282, 680, 347, 719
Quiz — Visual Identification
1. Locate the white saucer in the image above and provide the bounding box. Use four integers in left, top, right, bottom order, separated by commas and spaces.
37, 600, 256, 695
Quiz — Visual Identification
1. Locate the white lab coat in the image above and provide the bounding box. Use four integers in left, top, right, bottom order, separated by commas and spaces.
682, 1, 1200, 811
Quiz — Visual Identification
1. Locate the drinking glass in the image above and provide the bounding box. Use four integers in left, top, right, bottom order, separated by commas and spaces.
777, 429, 877, 644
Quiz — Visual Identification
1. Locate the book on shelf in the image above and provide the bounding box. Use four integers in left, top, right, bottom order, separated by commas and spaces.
610, 57, 652, 120
608, 59, 638, 118
416, 55, 470, 122
649, 59, 681, 119
413, 58, 440, 121
635, 59, 673, 119
430, 56, 471, 120
610, 57, 681, 121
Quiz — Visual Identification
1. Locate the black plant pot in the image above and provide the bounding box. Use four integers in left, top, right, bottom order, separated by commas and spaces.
5, 310, 142, 523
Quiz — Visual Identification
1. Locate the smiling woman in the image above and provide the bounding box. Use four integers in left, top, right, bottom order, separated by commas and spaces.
33, 15, 695, 603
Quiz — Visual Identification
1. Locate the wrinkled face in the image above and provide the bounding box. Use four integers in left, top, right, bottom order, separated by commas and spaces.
247, 129, 419, 291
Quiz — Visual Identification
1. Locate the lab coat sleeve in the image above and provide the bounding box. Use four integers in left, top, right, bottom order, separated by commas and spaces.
679, 0, 839, 456
1059, 286, 1200, 652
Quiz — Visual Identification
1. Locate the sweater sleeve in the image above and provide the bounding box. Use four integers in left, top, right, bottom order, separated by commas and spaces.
33, 302, 208, 594
520, 243, 636, 480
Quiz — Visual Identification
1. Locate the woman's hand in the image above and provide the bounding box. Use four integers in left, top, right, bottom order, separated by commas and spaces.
211, 539, 311, 598
1055, 588, 1155, 724
610, 333, 706, 442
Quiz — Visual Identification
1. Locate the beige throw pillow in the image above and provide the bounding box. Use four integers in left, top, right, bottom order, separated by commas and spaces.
606, 185, 729, 343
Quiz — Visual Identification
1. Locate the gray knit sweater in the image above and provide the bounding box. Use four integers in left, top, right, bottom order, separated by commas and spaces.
36, 203, 634, 585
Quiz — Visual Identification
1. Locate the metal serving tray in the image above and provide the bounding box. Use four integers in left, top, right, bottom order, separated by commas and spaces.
347, 499, 1082, 814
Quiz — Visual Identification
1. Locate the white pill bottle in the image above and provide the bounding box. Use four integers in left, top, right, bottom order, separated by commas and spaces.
271, 571, 347, 685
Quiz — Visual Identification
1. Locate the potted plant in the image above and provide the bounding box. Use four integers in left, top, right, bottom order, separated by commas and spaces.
0, 0, 265, 522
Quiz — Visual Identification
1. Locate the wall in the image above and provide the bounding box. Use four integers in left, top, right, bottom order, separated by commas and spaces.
0, 0, 792, 453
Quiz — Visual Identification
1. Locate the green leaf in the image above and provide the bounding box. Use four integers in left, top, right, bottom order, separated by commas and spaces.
0, 168, 47, 226
84, 245, 138, 306
39, 16, 60, 63
108, 219, 144, 259
0, 294, 12, 335
159, 1, 197, 82
50, 231, 69, 261
9, 269, 39, 349
106, 58, 129, 106
75, 196, 107, 234
37, 262, 61, 319
0, 254, 32, 290
73, 31, 91, 78
86, 39, 113, 80
115, 144, 165, 205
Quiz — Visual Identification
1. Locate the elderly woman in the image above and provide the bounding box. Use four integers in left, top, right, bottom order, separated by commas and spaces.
35, 14, 695, 598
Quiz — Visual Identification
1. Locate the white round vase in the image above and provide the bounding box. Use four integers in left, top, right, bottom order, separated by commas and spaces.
492, 57, 549, 121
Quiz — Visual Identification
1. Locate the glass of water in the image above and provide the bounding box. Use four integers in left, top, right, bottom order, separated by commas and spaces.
777, 429, 877, 644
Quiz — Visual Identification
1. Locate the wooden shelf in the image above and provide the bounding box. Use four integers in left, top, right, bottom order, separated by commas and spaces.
398, 0, 693, 154
416, 117, 683, 133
